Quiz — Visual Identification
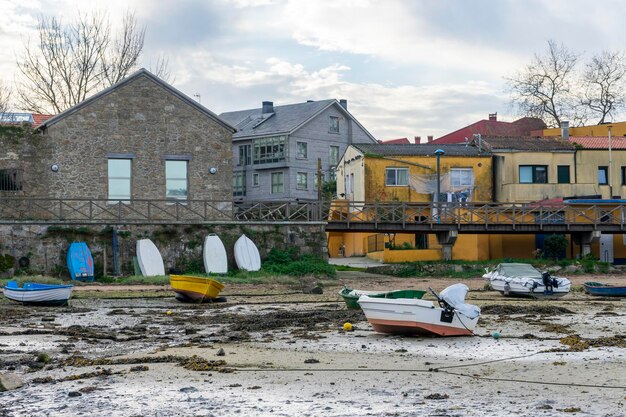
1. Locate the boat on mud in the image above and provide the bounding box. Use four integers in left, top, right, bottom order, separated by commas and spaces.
169, 274, 226, 303
583, 282, 626, 297
483, 263, 571, 299
339, 287, 427, 309
2, 281, 73, 306
357, 283, 480, 336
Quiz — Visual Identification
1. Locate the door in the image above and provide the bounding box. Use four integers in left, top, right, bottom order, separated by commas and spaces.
600, 233, 614, 264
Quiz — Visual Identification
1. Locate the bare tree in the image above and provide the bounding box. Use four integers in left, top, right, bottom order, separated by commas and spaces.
16, 10, 167, 114
0, 80, 10, 116
580, 50, 626, 124
506, 40, 579, 128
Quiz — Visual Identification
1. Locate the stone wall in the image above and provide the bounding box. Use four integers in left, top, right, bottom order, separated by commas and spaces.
0, 223, 328, 278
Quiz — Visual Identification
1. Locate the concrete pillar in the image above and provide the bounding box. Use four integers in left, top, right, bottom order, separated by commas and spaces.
572, 231, 601, 257
436, 230, 458, 261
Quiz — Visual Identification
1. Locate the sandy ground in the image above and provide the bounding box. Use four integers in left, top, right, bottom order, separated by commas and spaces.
1, 272, 625, 417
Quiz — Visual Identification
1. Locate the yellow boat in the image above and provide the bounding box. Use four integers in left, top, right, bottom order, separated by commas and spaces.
169, 274, 225, 303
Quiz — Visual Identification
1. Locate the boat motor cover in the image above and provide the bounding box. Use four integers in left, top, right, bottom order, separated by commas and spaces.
440, 284, 481, 319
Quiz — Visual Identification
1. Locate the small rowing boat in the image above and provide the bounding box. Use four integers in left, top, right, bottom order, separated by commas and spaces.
169, 274, 225, 303
357, 284, 480, 336
583, 282, 626, 297
2, 281, 73, 306
339, 287, 426, 309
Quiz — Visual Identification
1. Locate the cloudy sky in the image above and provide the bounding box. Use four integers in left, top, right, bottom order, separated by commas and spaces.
2, 0, 625, 139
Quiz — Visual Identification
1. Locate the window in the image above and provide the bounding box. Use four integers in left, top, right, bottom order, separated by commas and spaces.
598, 166, 608, 185
165, 160, 188, 200
329, 116, 339, 133
329, 145, 340, 165
0, 168, 23, 192
315, 172, 326, 189
385, 167, 409, 186
519, 165, 547, 184
271, 172, 284, 194
296, 142, 308, 159
233, 172, 246, 197
450, 168, 473, 188
108, 159, 131, 202
238, 145, 251, 166
297, 172, 308, 189
253, 136, 287, 164
557, 165, 570, 184
253, 173, 259, 186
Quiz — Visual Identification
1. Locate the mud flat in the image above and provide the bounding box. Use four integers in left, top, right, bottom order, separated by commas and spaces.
0, 275, 625, 417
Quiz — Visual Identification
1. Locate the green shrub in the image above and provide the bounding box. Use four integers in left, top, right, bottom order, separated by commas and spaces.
543, 234, 567, 260
263, 248, 335, 278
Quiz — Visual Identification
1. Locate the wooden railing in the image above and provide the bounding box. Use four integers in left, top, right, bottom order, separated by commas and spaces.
1, 198, 625, 232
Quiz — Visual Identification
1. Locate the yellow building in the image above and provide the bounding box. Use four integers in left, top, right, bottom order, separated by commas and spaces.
539, 121, 626, 138
331, 143, 492, 261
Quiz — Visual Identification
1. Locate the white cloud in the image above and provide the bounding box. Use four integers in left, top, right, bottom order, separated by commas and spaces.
172, 53, 508, 139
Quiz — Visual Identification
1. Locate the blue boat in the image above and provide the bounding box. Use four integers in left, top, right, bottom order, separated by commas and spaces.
583, 282, 626, 297
2, 281, 74, 306
67, 242, 95, 281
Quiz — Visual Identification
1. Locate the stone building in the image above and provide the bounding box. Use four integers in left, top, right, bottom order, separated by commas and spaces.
1, 68, 235, 201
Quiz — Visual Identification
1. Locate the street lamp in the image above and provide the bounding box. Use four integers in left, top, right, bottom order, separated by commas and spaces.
434, 149, 445, 223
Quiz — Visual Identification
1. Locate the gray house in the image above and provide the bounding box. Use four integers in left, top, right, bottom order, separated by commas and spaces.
220, 99, 377, 201
3, 69, 236, 201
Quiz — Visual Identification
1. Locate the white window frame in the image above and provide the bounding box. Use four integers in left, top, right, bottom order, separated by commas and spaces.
108, 158, 132, 204
296, 172, 308, 190
271, 171, 284, 194
165, 160, 188, 201
233, 171, 246, 197
329, 116, 339, 133
450, 168, 473, 188
296, 141, 308, 159
329, 145, 340, 165
385, 167, 409, 186
253, 173, 259, 186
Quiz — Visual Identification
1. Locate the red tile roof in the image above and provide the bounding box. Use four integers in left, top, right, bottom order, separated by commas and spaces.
568, 136, 626, 149
32, 114, 54, 126
379, 137, 411, 144
433, 117, 546, 144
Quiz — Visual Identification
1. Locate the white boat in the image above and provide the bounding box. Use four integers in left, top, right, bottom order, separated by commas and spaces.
234, 234, 261, 272
203, 234, 228, 274
2, 281, 73, 306
136, 239, 165, 276
357, 283, 480, 336
483, 263, 571, 299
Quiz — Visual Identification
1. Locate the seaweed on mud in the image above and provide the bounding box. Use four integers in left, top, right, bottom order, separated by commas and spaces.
554, 334, 626, 352
480, 305, 573, 316
57, 354, 232, 372
224, 309, 365, 332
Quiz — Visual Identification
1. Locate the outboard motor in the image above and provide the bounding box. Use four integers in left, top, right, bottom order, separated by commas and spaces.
542, 271, 554, 294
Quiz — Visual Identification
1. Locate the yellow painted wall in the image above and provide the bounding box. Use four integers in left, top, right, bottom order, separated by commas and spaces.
493, 151, 601, 202
362, 154, 492, 202
543, 121, 626, 137
575, 149, 626, 199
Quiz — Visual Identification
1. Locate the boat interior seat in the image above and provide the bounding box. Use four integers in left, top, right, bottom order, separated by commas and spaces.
6, 280, 18, 289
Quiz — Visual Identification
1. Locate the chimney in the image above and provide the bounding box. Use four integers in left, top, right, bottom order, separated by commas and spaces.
427, 135, 433, 143
561, 121, 569, 139
262, 101, 274, 114
414, 136, 421, 144
489, 112, 497, 121
339, 99, 348, 110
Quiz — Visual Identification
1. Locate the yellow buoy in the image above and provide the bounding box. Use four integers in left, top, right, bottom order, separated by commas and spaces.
343, 322, 353, 332
166, 310, 172, 315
